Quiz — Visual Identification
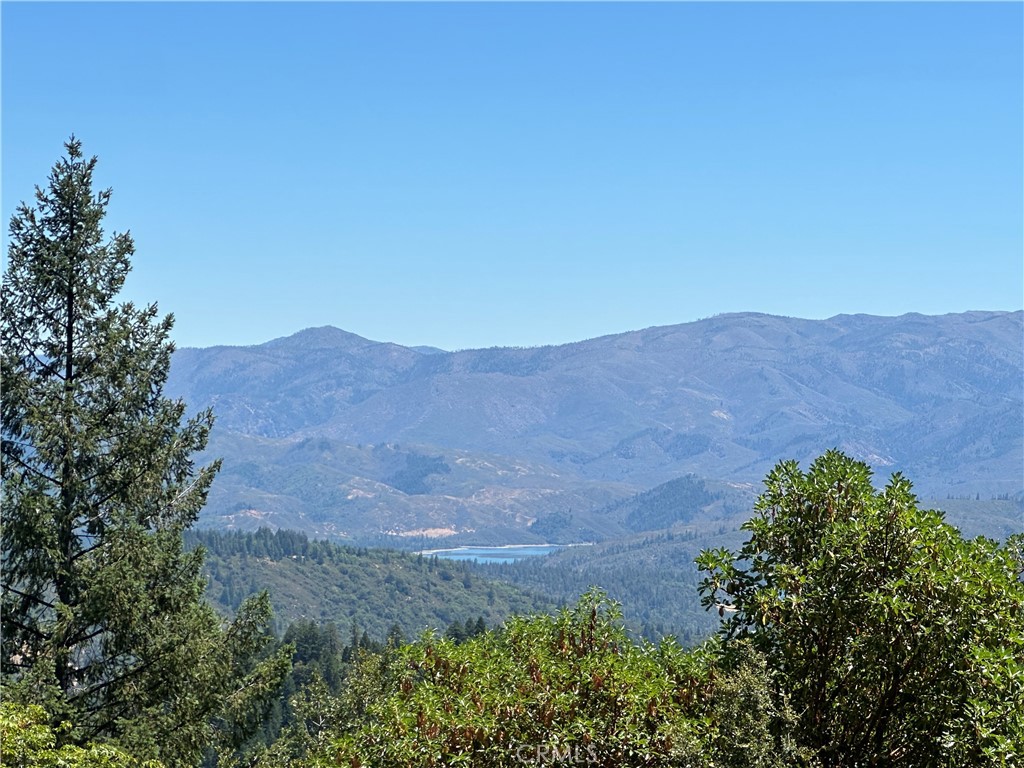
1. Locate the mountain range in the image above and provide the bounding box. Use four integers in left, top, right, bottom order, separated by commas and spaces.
166, 310, 1023, 542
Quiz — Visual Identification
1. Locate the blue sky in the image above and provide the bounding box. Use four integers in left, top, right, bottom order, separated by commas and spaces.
3, 2, 1021, 351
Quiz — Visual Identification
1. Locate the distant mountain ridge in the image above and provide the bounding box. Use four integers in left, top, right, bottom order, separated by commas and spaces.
167, 311, 1023, 541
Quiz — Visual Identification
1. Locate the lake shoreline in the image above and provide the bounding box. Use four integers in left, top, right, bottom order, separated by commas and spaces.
418, 542, 594, 563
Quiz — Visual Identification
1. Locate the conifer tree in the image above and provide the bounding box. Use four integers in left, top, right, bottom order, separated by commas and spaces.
1, 138, 290, 765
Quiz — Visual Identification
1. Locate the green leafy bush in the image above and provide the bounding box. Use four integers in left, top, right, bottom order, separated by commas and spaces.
266, 591, 711, 766
258, 590, 802, 768
0, 703, 160, 768
697, 450, 1024, 766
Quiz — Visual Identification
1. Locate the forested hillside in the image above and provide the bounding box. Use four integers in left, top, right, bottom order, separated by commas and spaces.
189, 528, 552, 641
191, 486, 1023, 647
244, 453, 1024, 768
5, 130, 1021, 768
167, 311, 1023, 541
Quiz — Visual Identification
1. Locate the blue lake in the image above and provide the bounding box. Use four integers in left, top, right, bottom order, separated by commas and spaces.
421, 544, 567, 565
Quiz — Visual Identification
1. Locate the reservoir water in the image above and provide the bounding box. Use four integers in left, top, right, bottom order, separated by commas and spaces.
421, 544, 567, 564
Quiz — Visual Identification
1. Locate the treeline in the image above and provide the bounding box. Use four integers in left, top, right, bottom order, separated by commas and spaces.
189, 527, 552, 641
615, 473, 719, 531
242, 452, 1024, 768
189, 525, 730, 642
232, 610, 490, 758
5, 142, 1022, 768
188, 526, 326, 559
492, 529, 730, 642
8, 453, 1024, 766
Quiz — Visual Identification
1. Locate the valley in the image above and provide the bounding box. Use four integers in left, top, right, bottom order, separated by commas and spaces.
170, 310, 1022, 649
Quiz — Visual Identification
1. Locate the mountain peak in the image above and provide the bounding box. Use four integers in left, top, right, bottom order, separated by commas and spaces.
263, 326, 378, 350
168, 310, 1022, 541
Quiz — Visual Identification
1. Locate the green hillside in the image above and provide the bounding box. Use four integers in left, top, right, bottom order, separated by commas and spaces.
190, 492, 1020, 647
188, 528, 553, 640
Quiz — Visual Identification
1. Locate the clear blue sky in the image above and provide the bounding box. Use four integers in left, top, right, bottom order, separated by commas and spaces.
3, 2, 1021, 351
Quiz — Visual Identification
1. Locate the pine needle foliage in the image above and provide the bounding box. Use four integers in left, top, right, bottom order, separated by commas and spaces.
1, 138, 290, 766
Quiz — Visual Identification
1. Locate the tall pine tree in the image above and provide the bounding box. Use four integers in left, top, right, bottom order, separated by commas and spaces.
1, 138, 290, 766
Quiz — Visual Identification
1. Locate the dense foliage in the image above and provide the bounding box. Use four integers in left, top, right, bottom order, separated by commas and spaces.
0, 702, 159, 768
496, 529, 727, 643
253, 591, 801, 768
697, 450, 1024, 766
249, 454, 1023, 767
1, 139, 290, 766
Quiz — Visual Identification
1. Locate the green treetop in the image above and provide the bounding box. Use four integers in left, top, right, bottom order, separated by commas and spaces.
1, 138, 290, 766
697, 450, 1024, 766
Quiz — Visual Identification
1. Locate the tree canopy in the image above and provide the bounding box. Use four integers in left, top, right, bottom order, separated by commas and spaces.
1, 138, 290, 766
253, 590, 800, 768
697, 449, 1024, 766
